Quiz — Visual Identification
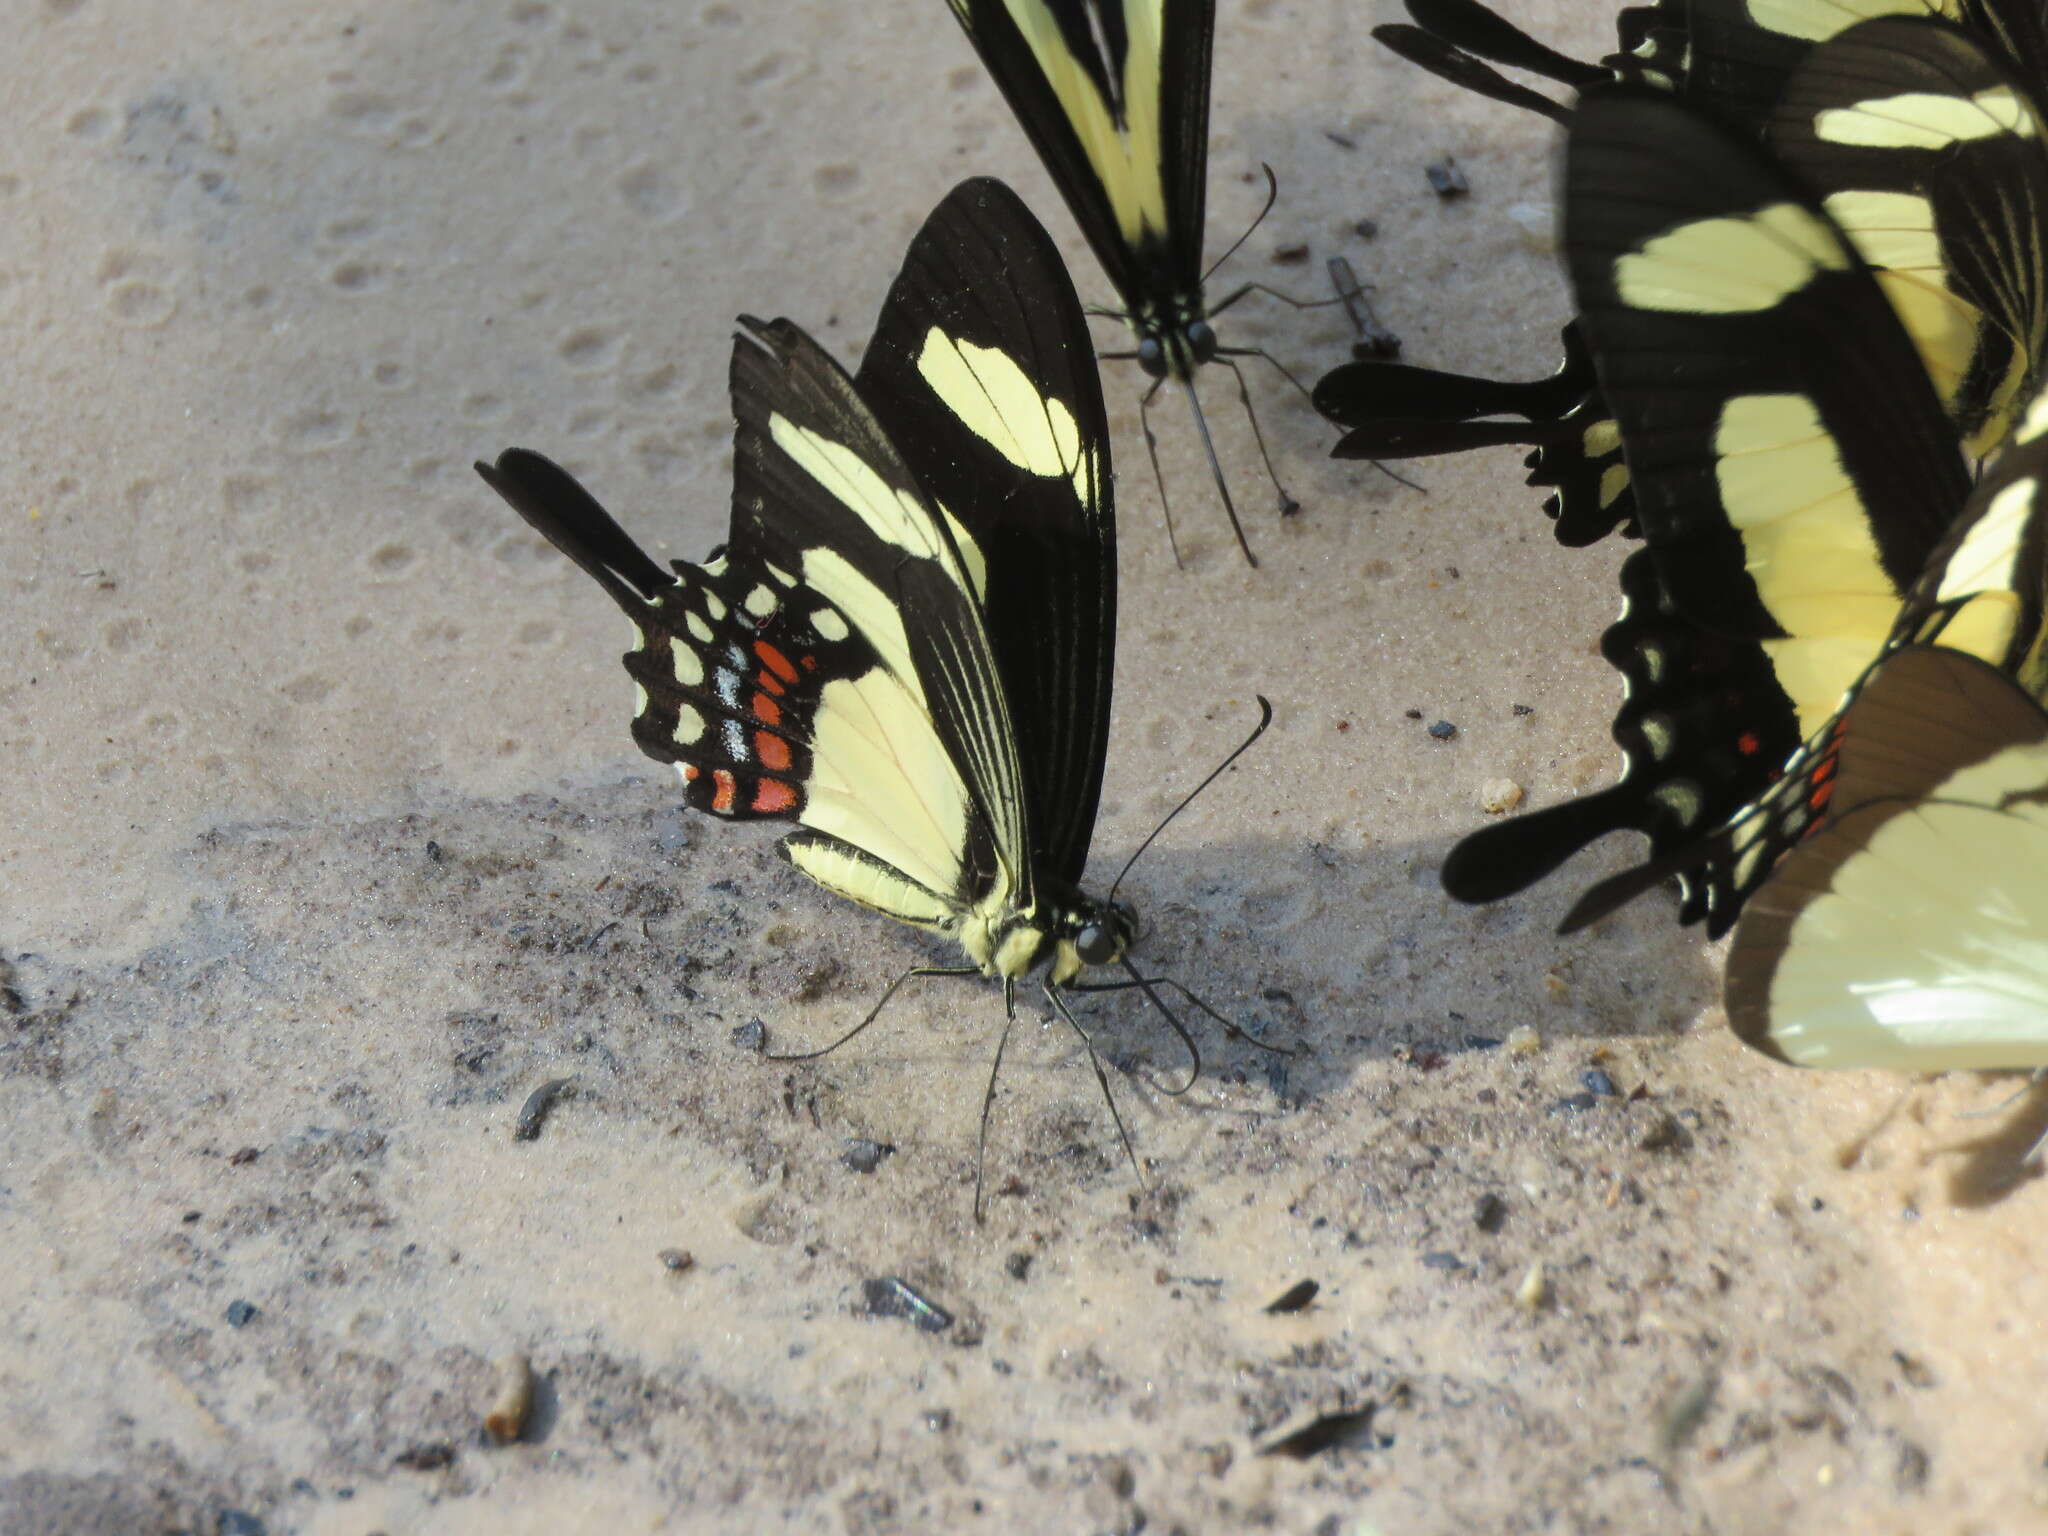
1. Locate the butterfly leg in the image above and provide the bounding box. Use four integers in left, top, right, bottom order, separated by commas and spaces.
1044, 982, 1145, 1194
1216, 346, 1426, 495
972, 985, 1024, 1223
1208, 352, 1301, 517
1131, 373, 1190, 570
764, 963, 982, 1062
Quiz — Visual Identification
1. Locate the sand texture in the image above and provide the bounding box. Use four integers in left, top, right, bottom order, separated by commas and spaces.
6, 1, 2048, 1531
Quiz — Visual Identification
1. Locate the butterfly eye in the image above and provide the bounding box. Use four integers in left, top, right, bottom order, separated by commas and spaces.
1074, 922, 1120, 966
1136, 335, 1168, 379
1185, 320, 1218, 364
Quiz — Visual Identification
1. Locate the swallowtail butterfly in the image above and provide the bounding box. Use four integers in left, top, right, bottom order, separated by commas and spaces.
1444, 89, 1972, 932
480, 178, 1245, 1204
942, 0, 1315, 567
1669, 390, 2048, 1068
1319, 2, 2048, 547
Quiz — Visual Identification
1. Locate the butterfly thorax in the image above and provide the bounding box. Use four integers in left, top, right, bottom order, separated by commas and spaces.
1132, 302, 1218, 384
957, 886, 1136, 985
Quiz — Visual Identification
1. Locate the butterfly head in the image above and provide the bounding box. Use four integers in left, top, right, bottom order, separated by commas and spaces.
1068, 894, 1139, 969
1135, 314, 1219, 382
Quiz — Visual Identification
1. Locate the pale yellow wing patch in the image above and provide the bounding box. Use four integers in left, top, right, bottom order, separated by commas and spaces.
1614, 203, 1849, 314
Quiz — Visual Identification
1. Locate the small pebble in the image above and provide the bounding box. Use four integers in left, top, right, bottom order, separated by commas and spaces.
1505, 1025, 1542, 1057
1005, 1252, 1033, 1280
216, 1512, 266, 1536
1503, 200, 1555, 253
513, 1078, 575, 1142
393, 1443, 455, 1471
1552, 1092, 1599, 1114
1474, 1193, 1507, 1233
860, 1276, 954, 1334
841, 1138, 895, 1174
1425, 158, 1470, 197
1582, 1069, 1619, 1097
1353, 218, 1378, 239
483, 1352, 534, 1445
923, 1408, 954, 1432
1464, 1034, 1501, 1051
1479, 778, 1523, 814
658, 1248, 695, 1272
729, 1020, 765, 1053
1512, 703, 1534, 717
424, 839, 444, 863
1637, 1113, 1686, 1152
1514, 1261, 1550, 1311
1426, 720, 1457, 741
1271, 242, 1310, 265
1263, 1279, 1320, 1314
1420, 1251, 1464, 1271
224, 1300, 258, 1328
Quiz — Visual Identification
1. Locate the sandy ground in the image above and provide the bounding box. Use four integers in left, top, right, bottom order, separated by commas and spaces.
7, 1, 2048, 1531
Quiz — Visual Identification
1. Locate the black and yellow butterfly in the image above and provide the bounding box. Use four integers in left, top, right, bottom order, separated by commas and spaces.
1442, 88, 1971, 932
479, 178, 1249, 1206
1440, 89, 2048, 1071
1320, 3, 2048, 547
1679, 395, 2048, 1068
942, 0, 1311, 566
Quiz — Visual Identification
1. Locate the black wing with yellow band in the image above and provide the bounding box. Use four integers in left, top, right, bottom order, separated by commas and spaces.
1770, 14, 2048, 457
1566, 89, 1970, 733
944, 0, 1213, 356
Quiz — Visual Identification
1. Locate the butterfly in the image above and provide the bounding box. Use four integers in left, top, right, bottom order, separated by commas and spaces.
1318, 3, 2048, 547
941, 0, 1321, 567
1442, 87, 1971, 933
478, 177, 1261, 1211
1683, 392, 2048, 1069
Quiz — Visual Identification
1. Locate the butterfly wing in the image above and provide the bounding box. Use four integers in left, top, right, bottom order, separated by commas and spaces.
1567, 89, 1971, 741
856, 177, 1115, 890
1725, 644, 2048, 1068
944, 0, 1213, 320
1771, 14, 2048, 457
1442, 547, 1800, 921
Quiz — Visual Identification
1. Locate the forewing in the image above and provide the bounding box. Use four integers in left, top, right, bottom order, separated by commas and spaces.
857, 177, 1115, 888
1772, 15, 2048, 456
944, 0, 1213, 312
1566, 89, 1970, 741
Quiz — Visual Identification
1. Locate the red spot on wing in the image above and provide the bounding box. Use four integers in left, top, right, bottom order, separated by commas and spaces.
1736, 730, 1761, 756
801, 654, 819, 671
752, 777, 798, 814
756, 731, 793, 772
711, 769, 737, 813
754, 641, 800, 686
681, 764, 700, 782
753, 691, 783, 727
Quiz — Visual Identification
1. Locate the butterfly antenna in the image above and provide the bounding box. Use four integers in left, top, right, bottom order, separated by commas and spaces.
1046, 983, 1145, 1190
973, 983, 1024, 1222
765, 963, 980, 1061
1110, 695, 1275, 903
1183, 375, 1259, 566
1202, 163, 1282, 286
